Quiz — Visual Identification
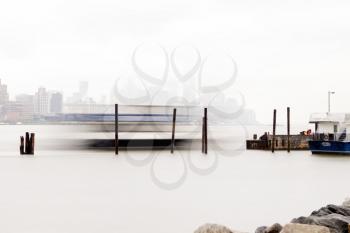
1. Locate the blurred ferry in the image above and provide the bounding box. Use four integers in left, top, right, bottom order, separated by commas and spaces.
308, 113, 350, 154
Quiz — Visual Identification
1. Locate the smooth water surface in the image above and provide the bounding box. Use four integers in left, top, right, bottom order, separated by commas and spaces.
0, 125, 349, 233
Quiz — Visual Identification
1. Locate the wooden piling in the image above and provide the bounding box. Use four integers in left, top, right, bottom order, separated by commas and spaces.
204, 108, 208, 154
30, 133, 35, 155
20, 136, 24, 155
272, 109, 276, 153
115, 104, 119, 155
202, 117, 205, 153
287, 107, 290, 153
25, 132, 30, 154
171, 108, 177, 153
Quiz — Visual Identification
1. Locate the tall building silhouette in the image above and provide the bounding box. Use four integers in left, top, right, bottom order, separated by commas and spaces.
50, 92, 63, 113
34, 87, 49, 115
15, 94, 34, 122
0, 79, 9, 105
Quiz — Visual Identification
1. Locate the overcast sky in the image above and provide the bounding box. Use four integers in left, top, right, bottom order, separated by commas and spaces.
0, 0, 350, 123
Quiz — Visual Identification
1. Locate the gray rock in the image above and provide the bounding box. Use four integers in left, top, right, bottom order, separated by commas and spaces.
281, 223, 330, 233
292, 213, 350, 233
255, 223, 282, 233
255, 226, 268, 233
310, 204, 350, 217
194, 224, 234, 233
265, 223, 283, 233
290, 204, 350, 233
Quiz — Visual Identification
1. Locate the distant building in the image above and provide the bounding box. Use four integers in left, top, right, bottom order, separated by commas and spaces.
0, 79, 9, 105
50, 92, 63, 114
4, 102, 23, 123
15, 94, 34, 122
34, 87, 49, 115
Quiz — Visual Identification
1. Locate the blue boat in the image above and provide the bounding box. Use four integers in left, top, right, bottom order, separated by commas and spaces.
308, 113, 350, 154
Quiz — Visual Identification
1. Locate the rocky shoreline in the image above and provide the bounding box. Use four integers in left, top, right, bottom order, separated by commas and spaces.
195, 198, 350, 233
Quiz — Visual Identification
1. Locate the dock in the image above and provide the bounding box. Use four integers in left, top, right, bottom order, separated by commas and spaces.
246, 133, 312, 150
37, 104, 209, 154
246, 107, 313, 151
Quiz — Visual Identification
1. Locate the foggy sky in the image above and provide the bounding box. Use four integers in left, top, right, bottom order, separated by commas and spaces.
0, 0, 350, 124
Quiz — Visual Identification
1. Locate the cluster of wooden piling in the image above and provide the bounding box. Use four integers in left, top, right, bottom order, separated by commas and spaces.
114, 104, 208, 155
20, 132, 35, 155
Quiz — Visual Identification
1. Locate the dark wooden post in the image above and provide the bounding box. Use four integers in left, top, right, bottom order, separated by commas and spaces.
272, 109, 276, 153
25, 132, 30, 154
20, 136, 24, 155
202, 117, 205, 153
287, 107, 290, 153
204, 108, 208, 154
171, 108, 177, 153
30, 133, 35, 155
115, 104, 119, 155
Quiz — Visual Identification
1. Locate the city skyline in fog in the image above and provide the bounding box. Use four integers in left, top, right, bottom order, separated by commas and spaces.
1, 0, 350, 124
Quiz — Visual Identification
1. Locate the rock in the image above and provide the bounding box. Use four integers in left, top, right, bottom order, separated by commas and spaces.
265, 223, 283, 233
311, 204, 350, 217
255, 223, 282, 233
342, 198, 350, 208
193, 224, 247, 233
291, 204, 350, 233
281, 223, 330, 233
194, 224, 234, 233
255, 226, 268, 233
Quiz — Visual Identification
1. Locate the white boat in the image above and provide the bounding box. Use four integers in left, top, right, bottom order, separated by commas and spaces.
308, 113, 350, 154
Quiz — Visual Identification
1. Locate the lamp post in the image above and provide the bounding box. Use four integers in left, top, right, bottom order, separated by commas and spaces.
328, 91, 335, 113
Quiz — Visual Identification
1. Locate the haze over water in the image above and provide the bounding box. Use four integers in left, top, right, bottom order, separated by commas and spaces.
0, 124, 349, 233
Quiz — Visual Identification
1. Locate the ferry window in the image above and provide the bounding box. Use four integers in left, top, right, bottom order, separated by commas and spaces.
320, 133, 325, 140
334, 125, 338, 133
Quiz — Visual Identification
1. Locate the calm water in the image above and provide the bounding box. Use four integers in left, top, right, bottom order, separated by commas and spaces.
0, 125, 349, 233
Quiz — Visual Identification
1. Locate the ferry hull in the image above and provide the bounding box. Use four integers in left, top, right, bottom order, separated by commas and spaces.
308, 140, 350, 154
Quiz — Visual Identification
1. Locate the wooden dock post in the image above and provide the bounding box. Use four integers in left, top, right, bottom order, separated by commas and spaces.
25, 132, 30, 154
202, 117, 205, 153
287, 107, 290, 153
30, 133, 35, 155
272, 109, 276, 153
20, 136, 24, 155
204, 108, 208, 154
115, 104, 119, 155
171, 108, 177, 153
20, 132, 35, 155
